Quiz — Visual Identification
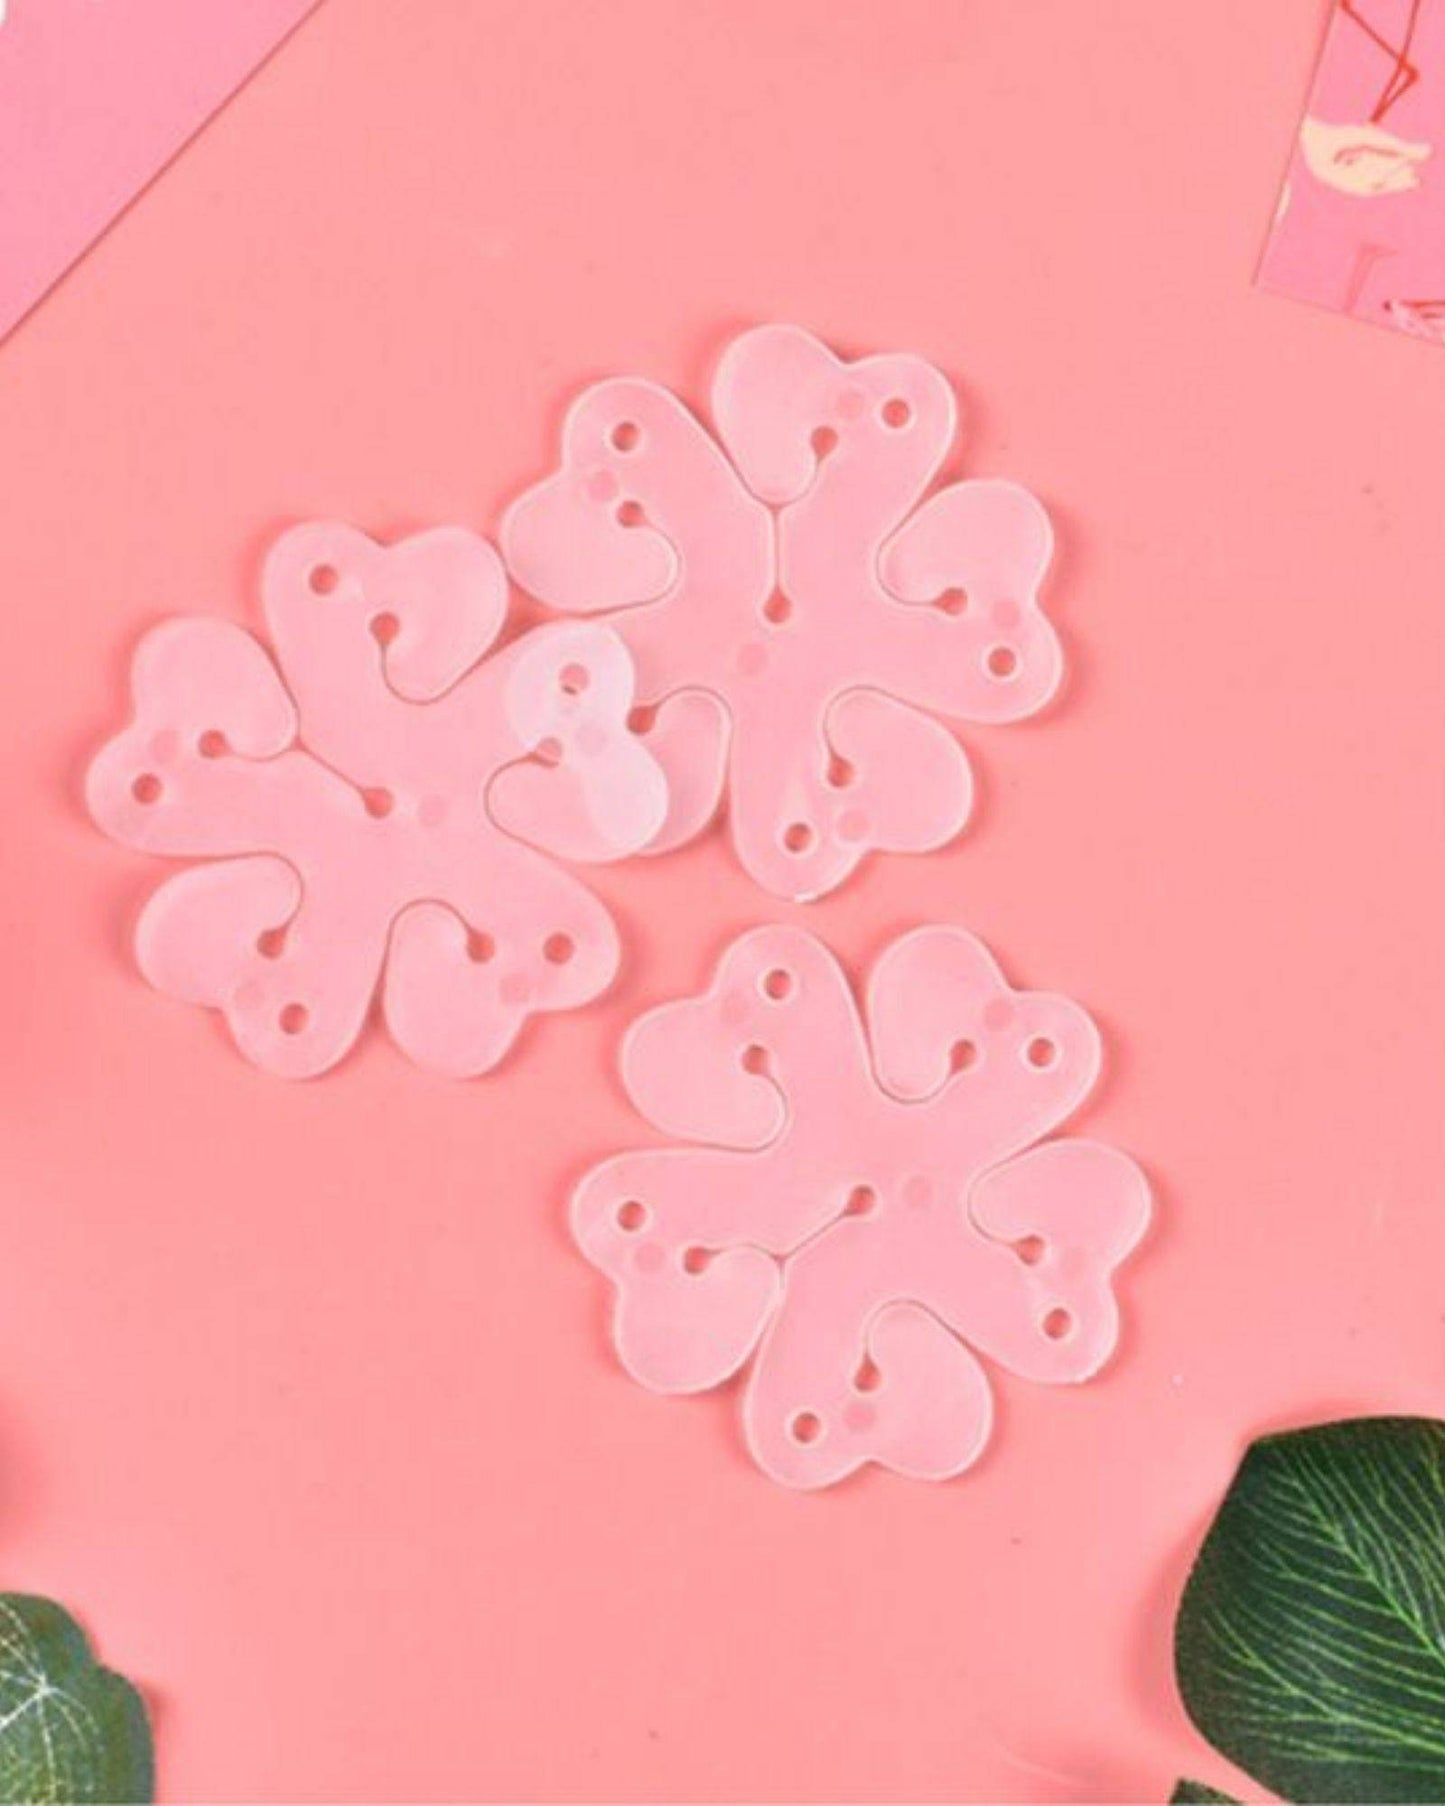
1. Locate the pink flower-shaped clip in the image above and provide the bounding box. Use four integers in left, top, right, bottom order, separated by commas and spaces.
86, 523, 666, 1077
504, 324, 1061, 900
574, 926, 1148, 1487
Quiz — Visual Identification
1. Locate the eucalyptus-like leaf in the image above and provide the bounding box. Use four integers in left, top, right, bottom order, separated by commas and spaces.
1176, 1416, 1445, 1804
0, 1594, 152, 1802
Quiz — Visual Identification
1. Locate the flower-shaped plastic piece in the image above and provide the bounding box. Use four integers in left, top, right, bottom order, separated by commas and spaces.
86, 523, 667, 1078
503, 324, 1061, 900
573, 926, 1148, 1488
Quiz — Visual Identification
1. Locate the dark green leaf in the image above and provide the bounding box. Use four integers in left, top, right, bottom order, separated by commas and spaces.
0, 1595, 152, 1802
1176, 1416, 1445, 1804
1169, 1781, 1240, 1803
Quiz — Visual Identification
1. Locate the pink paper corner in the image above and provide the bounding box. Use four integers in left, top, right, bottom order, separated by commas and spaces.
0, 0, 318, 344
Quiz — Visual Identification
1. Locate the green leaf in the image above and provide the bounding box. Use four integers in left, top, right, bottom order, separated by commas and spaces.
0, 1595, 153, 1803
1169, 1782, 1240, 1803
1176, 1416, 1445, 1804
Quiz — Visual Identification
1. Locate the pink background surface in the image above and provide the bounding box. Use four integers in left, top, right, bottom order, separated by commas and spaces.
0, 1, 1442, 1798
0, 0, 317, 341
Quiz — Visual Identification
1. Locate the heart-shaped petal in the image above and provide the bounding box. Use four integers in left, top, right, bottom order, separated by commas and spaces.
823, 687, 972, 853
572, 1153, 782, 1393
724, 687, 971, 901
876, 479, 1062, 722
264, 522, 507, 704
620, 928, 865, 1150
86, 619, 297, 849
623, 987, 785, 1150
614, 1244, 780, 1394
746, 1298, 993, 1488
866, 926, 1101, 1149
963, 1139, 1150, 1382
137, 854, 300, 1004
490, 623, 668, 860
712, 324, 954, 508
502, 380, 687, 613
138, 856, 385, 1078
